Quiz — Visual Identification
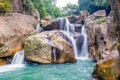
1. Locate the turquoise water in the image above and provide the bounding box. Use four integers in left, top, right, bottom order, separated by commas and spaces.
0, 60, 95, 80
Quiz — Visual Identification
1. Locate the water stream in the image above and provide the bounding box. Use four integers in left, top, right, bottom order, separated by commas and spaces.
80, 25, 89, 57
11, 50, 24, 64
0, 17, 95, 80
0, 60, 95, 80
36, 23, 41, 33
59, 17, 89, 59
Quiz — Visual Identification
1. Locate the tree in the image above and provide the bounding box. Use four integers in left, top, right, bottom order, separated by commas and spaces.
78, 0, 111, 15
24, 0, 63, 18
0, 0, 11, 13
63, 3, 79, 16
33, 0, 47, 18
24, 0, 35, 12
51, 0, 57, 6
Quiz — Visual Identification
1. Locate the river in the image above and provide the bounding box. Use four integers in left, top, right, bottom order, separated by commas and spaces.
0, 60, 95, 80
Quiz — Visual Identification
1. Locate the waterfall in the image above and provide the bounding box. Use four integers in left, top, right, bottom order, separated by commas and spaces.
59, 18, 78, 57
36, 23, 41, 33
80, 25, 89, 57
59, 17, 89, 59
61, 31, 78, 57
59, 18, 75, 36
11, 50, 24, 64
0, 50, 25, 73
53, 47, 56, 62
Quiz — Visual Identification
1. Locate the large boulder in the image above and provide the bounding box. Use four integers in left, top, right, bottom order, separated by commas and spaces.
85, 18, 105, 61
91, 1, 120, 80
92, 51, 120, 80
86, 10, 106, 23
25, 30, 76, 64
93, 10, 106, 18
85, 11, 116, 61
67, 15, 84, 24
42, 16, 84, 31
0, 13, 37, 58
42, 19, 59, 31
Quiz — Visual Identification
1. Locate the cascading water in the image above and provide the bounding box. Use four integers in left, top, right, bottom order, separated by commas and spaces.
53, 47, 56, 62
59, 18, 78, 57
59, 18, 75, 36
61, 31, 78, 57
36, 23, 41, 33
10, 22, 41, 65
11, 22, 41, 65
80, 25, 89, 57
0, 50, 25, 73
11, 50, 24, 64
59, 17, 89, 59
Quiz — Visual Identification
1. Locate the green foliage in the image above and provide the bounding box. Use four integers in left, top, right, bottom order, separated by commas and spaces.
33, 0, 47, 18
43, 0, 62, 18
24, 0, 35, 12
0, 0, 11, 13
78, 0, 111, 15
24, 0, 63, 18
96, 18, 105, 24
63, 3, 79, 16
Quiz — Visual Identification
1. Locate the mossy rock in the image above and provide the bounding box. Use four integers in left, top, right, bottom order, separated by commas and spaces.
0, 0, 11, 13
93, 56, 120, 80
96, 17, 106, 24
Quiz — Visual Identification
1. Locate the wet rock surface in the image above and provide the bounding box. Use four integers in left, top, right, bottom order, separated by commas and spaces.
92, 52, 120, 80
25, 30, 76, 64
85, 10, 117, 62
89, 2, 120, 79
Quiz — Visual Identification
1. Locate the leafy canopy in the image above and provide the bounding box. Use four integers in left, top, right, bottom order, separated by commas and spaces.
24, 0, 63, 18
63, 3, 79, 16
78, 0, 111, 15
0, 0, 11, 13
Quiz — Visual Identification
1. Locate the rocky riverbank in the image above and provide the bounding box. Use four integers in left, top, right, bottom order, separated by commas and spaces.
25, 30, 76, 64
91, 0, 120, 80
0, 0, 120, 80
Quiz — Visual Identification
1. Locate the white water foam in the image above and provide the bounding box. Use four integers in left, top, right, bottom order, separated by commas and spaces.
80, 25, 89, 58
36, 23, 41, 33
0, 64, 25, 73
59, 18, 89, 60
11, 50, 25, 64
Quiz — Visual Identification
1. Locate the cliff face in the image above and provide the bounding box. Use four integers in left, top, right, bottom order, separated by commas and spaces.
92, 1, 120, 80
109, 0, 120, 54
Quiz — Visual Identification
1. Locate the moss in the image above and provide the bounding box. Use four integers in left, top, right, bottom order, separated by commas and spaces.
0, 0, 11, 13
96, 18, 106, 24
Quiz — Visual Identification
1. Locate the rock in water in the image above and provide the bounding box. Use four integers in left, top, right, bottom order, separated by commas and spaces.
25, 30, 76, 64
91, 1, 120, 80
92, 51, 120, 80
